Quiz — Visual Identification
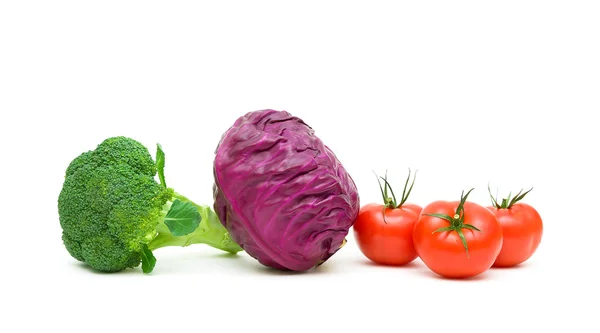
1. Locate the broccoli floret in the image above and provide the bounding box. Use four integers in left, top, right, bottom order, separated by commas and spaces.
58, 136, 242, 273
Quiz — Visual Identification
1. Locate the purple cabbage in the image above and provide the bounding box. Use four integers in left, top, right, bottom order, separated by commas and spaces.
213, 109, 360, 271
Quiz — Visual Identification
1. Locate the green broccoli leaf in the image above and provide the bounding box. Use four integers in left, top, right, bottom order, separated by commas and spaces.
156, 143, 166, 188
141, 244, 157, 274
164, 199, 201, 236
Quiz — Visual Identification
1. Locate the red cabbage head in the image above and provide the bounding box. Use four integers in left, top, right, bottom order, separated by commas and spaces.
213, 109, 360, 271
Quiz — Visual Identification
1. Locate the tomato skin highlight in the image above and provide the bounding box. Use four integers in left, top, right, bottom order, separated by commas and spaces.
487, 203, 543, 267
353, 203, 422, 266
413, 201, 503, 279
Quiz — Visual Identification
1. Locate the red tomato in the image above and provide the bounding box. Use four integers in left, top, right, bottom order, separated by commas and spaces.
487, 187, 543, 267
353, 169, 421, 266
354, 203, 422, 265
413, 189, 503, 279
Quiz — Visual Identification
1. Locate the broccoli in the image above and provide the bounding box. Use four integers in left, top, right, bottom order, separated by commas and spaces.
58, 136, 242, 273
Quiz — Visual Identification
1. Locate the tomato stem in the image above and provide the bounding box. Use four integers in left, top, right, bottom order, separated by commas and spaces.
398, 169, 417, 207
375, 170, 396, 209
424, 188, 481, 257
376, 169, 417, 209
374, 169, 418, 224
374, 171, 392, 224
488, 183, 533, 209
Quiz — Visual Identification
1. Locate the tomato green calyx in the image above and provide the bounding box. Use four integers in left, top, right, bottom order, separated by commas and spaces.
425, 188, 481, 257
374, 169, 418, 224
375, 169, 417, 209
374, 170, 397, 210
488, 184, 534, 209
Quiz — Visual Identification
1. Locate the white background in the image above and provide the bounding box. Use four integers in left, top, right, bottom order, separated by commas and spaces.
1, 1, 598, 332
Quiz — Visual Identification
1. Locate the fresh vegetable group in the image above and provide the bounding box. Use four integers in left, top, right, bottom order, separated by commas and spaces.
58, 109, 359, 274
353, 171, 544, 279
57, 109, 542, 278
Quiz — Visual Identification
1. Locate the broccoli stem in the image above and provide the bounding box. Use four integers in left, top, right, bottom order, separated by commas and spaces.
147, 192, 243, 254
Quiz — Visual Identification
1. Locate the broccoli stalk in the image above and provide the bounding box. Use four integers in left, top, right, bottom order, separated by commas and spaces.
143, 192, 241, 264
57, 137, 242, 274
139, 145, 242, 273
138, 192, 243, 273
